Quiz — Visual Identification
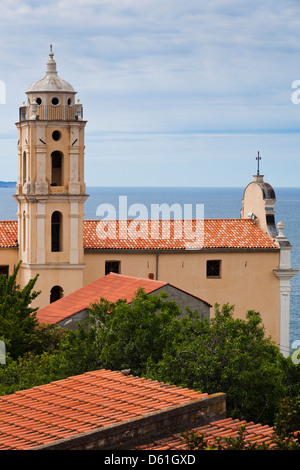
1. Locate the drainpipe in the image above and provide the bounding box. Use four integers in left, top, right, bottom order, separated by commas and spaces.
156, 252, 159, 280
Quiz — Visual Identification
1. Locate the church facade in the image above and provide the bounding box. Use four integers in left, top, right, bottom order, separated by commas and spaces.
0, 51, 297, 356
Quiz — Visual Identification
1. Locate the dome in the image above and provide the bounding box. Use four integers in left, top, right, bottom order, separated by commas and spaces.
26, 50, 75, 94
250, 174, 276, 200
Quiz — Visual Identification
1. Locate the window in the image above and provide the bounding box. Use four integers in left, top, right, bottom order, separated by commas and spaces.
105, 261, 120, 275
206, 260, 221, 278
35, 97, 42, 105
52, 130, 61, 141
51, 97, 59, 106
0, 266, 9, 278
51, 151, 63, 186
51, 211, 62, 252
50, 285, 63, 303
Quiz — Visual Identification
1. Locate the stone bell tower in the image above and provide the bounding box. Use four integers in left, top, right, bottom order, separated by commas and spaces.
14, 48, 88, 308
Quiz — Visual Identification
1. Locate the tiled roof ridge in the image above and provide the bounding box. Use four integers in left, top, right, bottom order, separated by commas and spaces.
36, 272, 174, 325
84, 217, 255, 221
1, 368, 206, 400
104, 272, 167, 284
105, 273, 212, 306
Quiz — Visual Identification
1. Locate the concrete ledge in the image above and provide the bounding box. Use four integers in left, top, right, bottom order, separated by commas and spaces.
33, 392, 226, 450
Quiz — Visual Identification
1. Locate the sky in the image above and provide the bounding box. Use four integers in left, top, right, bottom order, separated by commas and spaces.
0, 0, 300, 187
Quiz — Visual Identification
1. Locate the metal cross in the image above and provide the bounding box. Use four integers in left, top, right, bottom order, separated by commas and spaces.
256, 151, 261, 175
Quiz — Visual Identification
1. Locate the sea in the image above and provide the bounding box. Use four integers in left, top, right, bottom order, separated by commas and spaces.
1, 185, 299, 353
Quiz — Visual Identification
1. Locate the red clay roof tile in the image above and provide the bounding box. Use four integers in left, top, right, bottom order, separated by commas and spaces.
134, 417, 275, 450
83, 218, 278, 250
36, 272, 169, 324
0, 369, 209, 450
36, 272, 211, 325
0, 220, 18, 248
0, 219, 277, 250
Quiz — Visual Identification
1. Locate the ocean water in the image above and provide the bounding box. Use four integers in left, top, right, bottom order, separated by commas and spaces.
1, 186, 299, 351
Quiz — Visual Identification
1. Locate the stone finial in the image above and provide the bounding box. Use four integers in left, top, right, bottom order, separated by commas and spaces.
46, 49, 57, 75
29, 99, 38, 120
277, 221, 285, 238
75, 99, 83, 120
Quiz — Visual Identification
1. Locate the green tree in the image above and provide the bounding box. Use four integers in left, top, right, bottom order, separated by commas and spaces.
0, 352, 55, 396
146, 303, 289, 425
273, 396, 300, 439
0, 262, 40, 359
53, 288, 183, 378
1, 286, 298, 429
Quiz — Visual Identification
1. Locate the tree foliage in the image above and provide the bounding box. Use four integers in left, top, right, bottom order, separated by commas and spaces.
0, 286, 299, 431
182, 422, 300, 450
0, 262, 40, 359
146, 303, 288, 424
52, 288, 183, 378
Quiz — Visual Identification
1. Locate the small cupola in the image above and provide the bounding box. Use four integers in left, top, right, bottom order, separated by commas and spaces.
26, 46, 75, 94
241, 153, 278, 239
20, 46, 83, 121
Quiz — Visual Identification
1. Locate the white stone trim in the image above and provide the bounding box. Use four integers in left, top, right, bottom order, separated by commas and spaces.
21, 263, 85, 270
274, 266, 299, 357
69, 202, 79, 264
36, 202, 46, 264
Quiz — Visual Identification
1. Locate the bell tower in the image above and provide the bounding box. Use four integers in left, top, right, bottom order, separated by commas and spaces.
14, 48, 88, 308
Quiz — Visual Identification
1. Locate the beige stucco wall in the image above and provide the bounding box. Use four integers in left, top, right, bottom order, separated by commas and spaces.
83, 249, 281, 345
20, 264, 84, 310
0, 248, 19, 278
241, 183, 269, 234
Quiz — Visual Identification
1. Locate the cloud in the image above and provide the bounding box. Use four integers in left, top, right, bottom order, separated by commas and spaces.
0, 0, 300, 186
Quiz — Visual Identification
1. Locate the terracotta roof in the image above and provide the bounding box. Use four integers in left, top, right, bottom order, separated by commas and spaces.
135, 417, 275, 450
0, 220, 18, 248
0, 219, 277, 250
0, 369, 210, 450
83, 218, 278, 250
36, 272, 211, 325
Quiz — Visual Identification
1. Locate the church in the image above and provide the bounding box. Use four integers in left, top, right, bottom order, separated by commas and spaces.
0, 50, 297, 356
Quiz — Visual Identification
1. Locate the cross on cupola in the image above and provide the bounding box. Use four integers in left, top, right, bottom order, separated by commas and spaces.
256, 151, 261, 176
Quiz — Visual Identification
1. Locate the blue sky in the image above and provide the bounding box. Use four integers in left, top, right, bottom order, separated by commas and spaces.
0, 0, 300, 187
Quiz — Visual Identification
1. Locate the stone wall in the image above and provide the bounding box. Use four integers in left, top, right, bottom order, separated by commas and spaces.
33, 393, 226, 450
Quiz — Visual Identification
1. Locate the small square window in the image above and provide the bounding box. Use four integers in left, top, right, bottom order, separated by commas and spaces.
206, 260, 221, 278
0, 266, 9, 278
105, 261, 120, 275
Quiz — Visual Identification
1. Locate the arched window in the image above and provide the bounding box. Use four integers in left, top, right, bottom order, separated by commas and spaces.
50, 285, 63, 303
51, 211, 62, 252
51, 151, 63, 186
